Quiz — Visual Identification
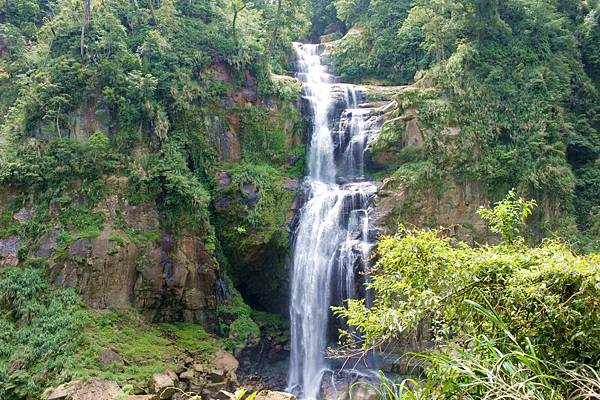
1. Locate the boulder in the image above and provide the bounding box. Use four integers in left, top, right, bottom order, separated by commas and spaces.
47, 379, 121, 400
214, 197, 232, 211
180, 369, 195, 381
193, 363, 206, 373
254, 391, 297, 400
202, 381, 228, 399
211, 350, 239, 383
348, 384, 378, 400
13, 207, 32, 223
0, 236, 19, 268
240, 183, 258, 206
100, 348, 124, 367
216, 171, 232, 190
187, 376, 206, 393
149, 371, 177, 399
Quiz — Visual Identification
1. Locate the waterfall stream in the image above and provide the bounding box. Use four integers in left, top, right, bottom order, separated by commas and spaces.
288, 43, 382, 400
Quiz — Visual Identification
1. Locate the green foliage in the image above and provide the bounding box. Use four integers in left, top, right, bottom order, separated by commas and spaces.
331, 0, 421, 84
143, 132, 211, 229
215, 162, 294, 245
335, 227, 600, 367
373, 308, 600, 399
71, 311, 221, 386
0, 269, 223, 398
477, 189, 537, 243
337, 0, 599, 236
336, 218, 600, 397
251, 310, 289, 341
0, 267, 87, 400
217, 292, 260, 351
308, 0, 345, 41
238, 107, 293, 165
58, 203, 105, 234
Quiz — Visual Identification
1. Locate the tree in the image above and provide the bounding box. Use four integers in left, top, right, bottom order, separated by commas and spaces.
80, 0, 91, 58
231, 0, 249, 43
477, 189, 537, 244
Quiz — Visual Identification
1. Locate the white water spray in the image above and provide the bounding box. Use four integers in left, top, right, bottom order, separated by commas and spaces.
288, 43, 381, 400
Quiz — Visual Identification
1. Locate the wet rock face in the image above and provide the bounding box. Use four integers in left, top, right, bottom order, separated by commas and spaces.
0, 236, 19, 267
206, 116, 241, 162
212, 170, 298, 315
373, 178, 494, 244
46, 195, 219, 328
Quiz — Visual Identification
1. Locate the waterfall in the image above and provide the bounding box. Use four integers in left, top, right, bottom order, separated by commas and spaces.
288, 43, 382, 400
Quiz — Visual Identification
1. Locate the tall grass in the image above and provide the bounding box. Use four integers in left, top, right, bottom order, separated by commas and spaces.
366, 300, 600, 400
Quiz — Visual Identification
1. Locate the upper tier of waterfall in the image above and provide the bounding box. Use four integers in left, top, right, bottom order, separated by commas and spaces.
287, 43, 382, 400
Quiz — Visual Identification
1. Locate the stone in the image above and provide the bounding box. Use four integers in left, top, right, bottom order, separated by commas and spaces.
166, 370, 179, 382
13, 207, 32, 223
180, 370, 195, 381
214, 197, 231, 212
71, 239, 91, 257
121, 201, 160, 231
47, 379, 121, 400
100, 348, 124, 367
212, 350, 239, 374
254, 391, 297, 400
240, 183, 258, 206
0, 236, 19, 267
72, 95, 110, 141
282, 178, 299, 192
36, 230, 60, 257
187, 376, 206, 392
201, 381, 228, 399
192, 362, 206, 373
216, 171, 232, 190
207, 369, 226, 383
149, 372, 177, 398
48, 196, 219, 326
205, 116, 240, 162
347, 384, 378, 400
287, 155, 300, 166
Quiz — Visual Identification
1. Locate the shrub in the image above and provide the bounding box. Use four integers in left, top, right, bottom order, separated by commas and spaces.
335, 192, 600, 372
0, 268, 87, 400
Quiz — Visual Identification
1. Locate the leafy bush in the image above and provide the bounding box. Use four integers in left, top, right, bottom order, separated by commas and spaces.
332, 0, 420, 85
335, 193, 600, 368
217, 292, 260, 351
477, 189, 537, 244
0, 267, 87, 400
370, 309, 600, 399
335, 193, 600, 398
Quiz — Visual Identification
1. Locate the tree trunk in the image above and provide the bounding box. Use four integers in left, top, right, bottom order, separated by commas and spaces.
232, 3, 246, 43
80, 0, 91, 59
268, 0, 283, 54
148, 0, 156, 23
232, 10, 238, 40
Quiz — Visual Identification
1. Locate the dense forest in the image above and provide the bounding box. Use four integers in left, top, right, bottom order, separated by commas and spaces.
0, 0, 598, 399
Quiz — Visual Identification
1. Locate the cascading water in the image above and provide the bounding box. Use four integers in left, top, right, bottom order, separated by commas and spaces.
288, 43, 382, 400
